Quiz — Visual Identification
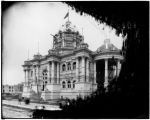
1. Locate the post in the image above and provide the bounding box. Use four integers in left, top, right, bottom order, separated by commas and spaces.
104, 59, 108, 88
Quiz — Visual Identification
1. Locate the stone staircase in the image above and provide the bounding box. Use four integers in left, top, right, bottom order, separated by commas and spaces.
29, 90, 42, 102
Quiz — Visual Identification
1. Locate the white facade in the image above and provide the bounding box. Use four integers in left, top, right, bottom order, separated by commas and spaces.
22, 20, 123, 100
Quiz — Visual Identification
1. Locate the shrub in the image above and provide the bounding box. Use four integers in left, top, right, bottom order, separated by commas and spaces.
24, 98, 30, 105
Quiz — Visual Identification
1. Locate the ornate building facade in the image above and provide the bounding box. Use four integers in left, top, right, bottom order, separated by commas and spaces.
22, 20, 123, 100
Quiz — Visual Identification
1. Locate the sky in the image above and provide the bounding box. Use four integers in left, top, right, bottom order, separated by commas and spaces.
2, 2, 123, 85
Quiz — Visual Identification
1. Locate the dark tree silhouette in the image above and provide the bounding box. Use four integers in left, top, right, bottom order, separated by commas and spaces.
60, 1, 149, 118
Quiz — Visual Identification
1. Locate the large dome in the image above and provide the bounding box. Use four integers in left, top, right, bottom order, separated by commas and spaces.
52, 20, 84, 51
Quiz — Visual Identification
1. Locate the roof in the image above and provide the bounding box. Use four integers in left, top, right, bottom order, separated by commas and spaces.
96, 39, 119, 53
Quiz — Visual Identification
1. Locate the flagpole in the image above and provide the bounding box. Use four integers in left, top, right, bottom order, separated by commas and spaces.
68, 9, 69, 22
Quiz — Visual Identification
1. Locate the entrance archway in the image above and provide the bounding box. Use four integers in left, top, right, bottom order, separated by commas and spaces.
96, 60, 105, 87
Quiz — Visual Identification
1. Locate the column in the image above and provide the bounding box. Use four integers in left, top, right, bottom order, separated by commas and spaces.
33, 66, 36, 85
76, 57, 79, 82
24, 70, 26, 86
26, 69, 30, 92
57, 62, 60, 84
47, 62, 50, 83
62, 39, 65, 47
94, 61, 96, 84
81, 57, 85, 82
37, 65, 40, 82
113, 65, 116, 77
27, 69, 30, 86
37, 65, 41, 91
117, 60, 121, 76
51, 61, 55, 84
86, 58, 89, 82
104, 59, 108, 88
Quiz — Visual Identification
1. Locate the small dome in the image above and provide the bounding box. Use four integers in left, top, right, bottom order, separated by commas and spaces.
97, 39, 119, 53
33, 53, 42, 60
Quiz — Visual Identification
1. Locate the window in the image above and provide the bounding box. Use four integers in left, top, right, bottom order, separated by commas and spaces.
67, 63, 71, 70
31, 71, 33, 77
42, 69, 48, 80
73, 80, 76, 88
62, 81, 66, 88
68, 81, 71, 88
62, 64, 66, 71
73, 62, 76, 70
9, 86, 11, 92
35, 69, 36, 74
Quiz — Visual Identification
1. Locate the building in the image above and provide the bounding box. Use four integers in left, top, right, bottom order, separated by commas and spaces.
2, 83, 23, 94
22, 20, 123, 100
2, 85, 9, 93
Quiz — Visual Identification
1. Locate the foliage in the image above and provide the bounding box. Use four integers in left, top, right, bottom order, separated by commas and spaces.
24, 98, 30, 105
62, 2, 149, 118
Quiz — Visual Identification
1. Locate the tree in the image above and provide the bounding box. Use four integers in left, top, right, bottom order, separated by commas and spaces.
62, 2, 149, 118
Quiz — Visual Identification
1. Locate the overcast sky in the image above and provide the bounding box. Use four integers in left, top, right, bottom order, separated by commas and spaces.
3, 2, 123, 85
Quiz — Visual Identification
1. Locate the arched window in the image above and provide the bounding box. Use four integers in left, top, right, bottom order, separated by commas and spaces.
62, 64, 66, 71
73, 62, 76, 70
67, 63, 71, 70
73, 80, 76, 88
62, 81, 66, 88
68, 81, 71, 88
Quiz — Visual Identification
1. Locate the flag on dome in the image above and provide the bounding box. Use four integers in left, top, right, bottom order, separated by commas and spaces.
64, 11, 69, 19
